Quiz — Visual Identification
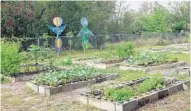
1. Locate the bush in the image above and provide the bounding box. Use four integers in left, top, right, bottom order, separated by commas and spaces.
1, 41, 22, 75
116, 41, 134, 59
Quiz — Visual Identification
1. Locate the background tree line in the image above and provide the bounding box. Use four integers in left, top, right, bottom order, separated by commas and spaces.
1, 1, 190, 38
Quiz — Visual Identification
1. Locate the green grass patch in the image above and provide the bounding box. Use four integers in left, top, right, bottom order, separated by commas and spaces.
167, 53, 190, 63
0, 74, 10, 84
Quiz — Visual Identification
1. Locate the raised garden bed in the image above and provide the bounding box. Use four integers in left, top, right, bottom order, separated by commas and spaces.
149, 43, 190, 54
26, 73, 118, 96
78, 77, 189, 111
9, 66, 66, 82
72, 57, 101, 65
87, 59, 124, 69
120, 61, 187, 73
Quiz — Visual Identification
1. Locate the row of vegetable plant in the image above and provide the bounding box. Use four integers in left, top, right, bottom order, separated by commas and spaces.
127, 52, 170, 66
102, 75, 164, 102
34, 66, 99, 87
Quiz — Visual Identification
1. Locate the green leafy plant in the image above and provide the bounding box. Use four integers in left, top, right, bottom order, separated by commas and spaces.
128, 52, 168, 66
102, 74, 164, 101
20, 52, 33, 72
0, 74, 10, 83
62, 57, 73, 66
66, 31, 74, 51
34, 66, 97, 87
136, 75, 164, 94
41, 48, 55, 68
1, 41, 22, 75
116, 41, 134, 59
104, 86, 134, 101
42, 33, 52, 47
28, 45, 41, 71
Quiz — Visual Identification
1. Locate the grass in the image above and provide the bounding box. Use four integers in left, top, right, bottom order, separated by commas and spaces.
0, 74, 10, 84
167, 53, 190, 63
169, 73, 190, 81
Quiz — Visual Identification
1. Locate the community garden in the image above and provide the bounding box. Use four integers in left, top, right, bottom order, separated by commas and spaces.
1, 1, 190, 111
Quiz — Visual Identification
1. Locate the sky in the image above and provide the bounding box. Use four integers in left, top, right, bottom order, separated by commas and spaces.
120, 0, 179, 11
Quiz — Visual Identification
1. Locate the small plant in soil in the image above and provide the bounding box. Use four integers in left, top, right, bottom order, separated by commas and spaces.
62, 57, 73, 66
28, 44, 41, 71
116, 41, 135, 60
41, 47, 55, 68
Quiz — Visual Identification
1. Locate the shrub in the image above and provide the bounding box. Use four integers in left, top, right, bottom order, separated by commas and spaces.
116, 41, 134, 59
1, 41, 22, 75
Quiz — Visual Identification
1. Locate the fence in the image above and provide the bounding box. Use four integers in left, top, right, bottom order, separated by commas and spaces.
1, 32, 188, 51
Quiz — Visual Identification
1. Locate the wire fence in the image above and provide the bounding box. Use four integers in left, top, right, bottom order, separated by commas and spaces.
1, 32, 188, 51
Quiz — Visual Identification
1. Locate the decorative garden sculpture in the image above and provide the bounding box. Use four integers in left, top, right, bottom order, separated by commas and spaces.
77, 17, 94, 53
48, 17, 67, 56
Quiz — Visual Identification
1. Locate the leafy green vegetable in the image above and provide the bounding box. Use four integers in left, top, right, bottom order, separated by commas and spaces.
62, 57, 73, 66
103, 74, 164, 101
136, 75, 164, 94
104, 86, 134, 101
116, 41, 134, 59
128, 52, 168, 66
34, 66, 97, 86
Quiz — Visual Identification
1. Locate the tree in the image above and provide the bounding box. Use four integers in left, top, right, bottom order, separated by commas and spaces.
168, 1, 190, 32
140, 8, 170, 32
